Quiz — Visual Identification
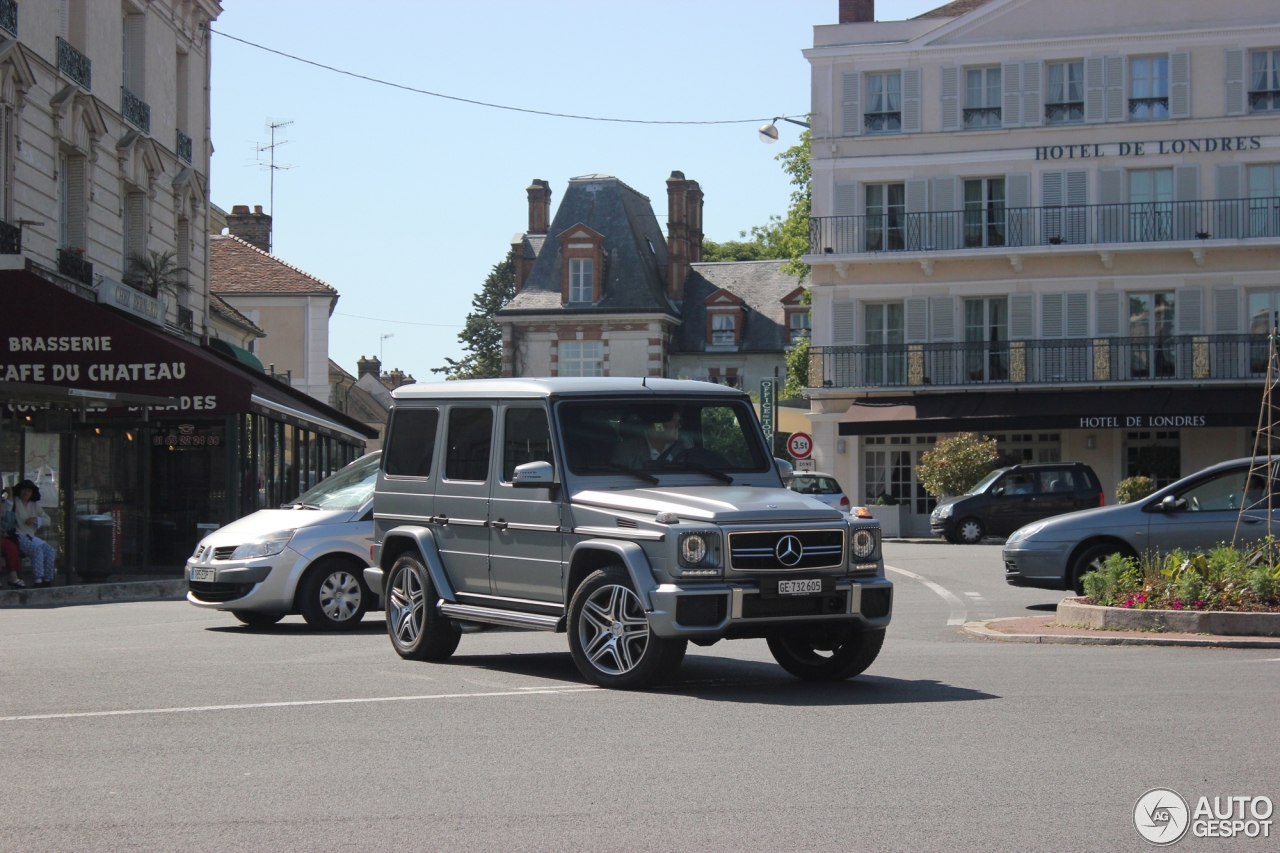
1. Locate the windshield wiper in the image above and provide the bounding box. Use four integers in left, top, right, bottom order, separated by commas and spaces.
283, 502, 324, 510
581, 464, 660, 485
656, 461, 734, 484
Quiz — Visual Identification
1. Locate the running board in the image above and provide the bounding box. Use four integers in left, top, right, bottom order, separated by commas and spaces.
438, 601, 562, 632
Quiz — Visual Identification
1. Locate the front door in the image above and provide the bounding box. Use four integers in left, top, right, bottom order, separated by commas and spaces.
489, 405, 563, 603
1145, 465, 1270, 553
433, 405, 495, 595
987, 470, 1039, 536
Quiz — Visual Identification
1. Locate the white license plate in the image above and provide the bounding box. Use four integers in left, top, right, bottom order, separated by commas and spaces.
191, 567, 215, 582
778, 578, 823, 596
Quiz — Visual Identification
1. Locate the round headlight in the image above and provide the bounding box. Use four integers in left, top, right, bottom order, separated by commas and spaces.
680, 534, 707, 565
851, 528, 877, 560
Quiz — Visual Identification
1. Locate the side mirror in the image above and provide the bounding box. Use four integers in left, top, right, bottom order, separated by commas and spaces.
1158, 494, 1180, 512
991, 486, 1005, 497
774, 457, 794, 485
512, 460, 555, 489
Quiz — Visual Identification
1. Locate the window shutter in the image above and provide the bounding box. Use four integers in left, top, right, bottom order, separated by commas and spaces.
834, 183, 859, 216
1173, 164, 1200, 239
930, 296, 956, 342
1022, 60, 1042, 127
1065, 292, 1089, 338
1174, 164, 1199, 201
1001, 61, 1022, 127
905, 297, 929, 343
1103, 55, 1125, 122
1065, 170, 1088, 206
1176, 288, 1203, 334
1216, 163, 1243, 200
1085, 57, 1106, 123
1169, 50, 1191, 119
905, 179, 929, 214
1224, 49, 1246, 117
58, 0, 69, 40
1096, 289, 1121, 337
124, 13, 146, 96
940, 65, 961, 132
901, 67, 922, 133
1041, 293, 1064, 338
932, 176, 958, 213
1006, 172, 1031, 208
126, 191, 145, 263
1214, 287, 1240, 333
832, 299, 856, 345
841, 71, 861, 136
1099, 167, 1124, 205
65, 156, 86, 250
932, 176, 959, 249
1009, 293, 1034, 339
1215, 163, 1244, 237
1041, 171, 1065, 207
1006, 172, 1031, 246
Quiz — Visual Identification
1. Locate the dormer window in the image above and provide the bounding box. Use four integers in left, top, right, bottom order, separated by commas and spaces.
711, 313, 736, 345
569, 258, 593, 303
703, 287, 746, 349
557, 223, 605, 305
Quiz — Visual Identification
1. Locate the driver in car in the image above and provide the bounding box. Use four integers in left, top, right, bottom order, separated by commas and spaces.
611, 408, 693, 468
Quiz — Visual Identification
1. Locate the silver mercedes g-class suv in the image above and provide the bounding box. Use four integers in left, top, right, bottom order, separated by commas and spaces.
363, 378, 891, 689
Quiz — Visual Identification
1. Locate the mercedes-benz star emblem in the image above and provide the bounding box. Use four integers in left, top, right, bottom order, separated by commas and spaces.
775, 535, 804, 567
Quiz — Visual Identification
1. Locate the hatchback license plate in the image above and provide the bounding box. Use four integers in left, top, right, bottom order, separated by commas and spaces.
777, 578, 823, 596
191, 566, 215, 582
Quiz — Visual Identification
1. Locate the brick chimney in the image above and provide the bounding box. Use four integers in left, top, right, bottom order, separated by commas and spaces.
380, 368, 415, 390
527, 180, 552, 234
839, 0, 874, 23
356, 355, 381, 379
227, 204, 272, 253
665, 171, 704, 301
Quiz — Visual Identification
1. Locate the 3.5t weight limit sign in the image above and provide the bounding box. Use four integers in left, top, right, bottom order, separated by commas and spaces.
787, 432, 813, 460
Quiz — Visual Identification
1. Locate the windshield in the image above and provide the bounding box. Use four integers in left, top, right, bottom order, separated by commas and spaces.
791, 476, 843, 495
557, 399, 770, 479
291, 452, 381, 510
968, 468, 1008, 495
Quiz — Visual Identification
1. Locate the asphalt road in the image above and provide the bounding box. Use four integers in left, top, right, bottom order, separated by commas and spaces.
1, 542, 1277, 852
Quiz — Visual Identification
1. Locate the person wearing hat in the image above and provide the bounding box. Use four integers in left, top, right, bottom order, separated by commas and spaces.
13, 480, 55, 586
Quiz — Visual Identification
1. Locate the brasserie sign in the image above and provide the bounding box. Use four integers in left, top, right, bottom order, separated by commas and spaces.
1036, 136, 1262, 161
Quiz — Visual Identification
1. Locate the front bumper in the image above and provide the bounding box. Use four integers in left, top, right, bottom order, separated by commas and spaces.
929, 516, 955, 538
185, 547, 308, 612
646, 576, 893, 640
1001, 541, 1072, 589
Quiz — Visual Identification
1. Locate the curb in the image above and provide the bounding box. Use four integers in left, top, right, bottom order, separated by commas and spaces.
0, 579, 189, 609
1056, 597, 1280, 636
961, 618, 1280, 649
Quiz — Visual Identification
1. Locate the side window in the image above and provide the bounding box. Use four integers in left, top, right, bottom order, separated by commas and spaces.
998, 471, 1038, 495
445, 407, 494, 482
1036, 470, 1076, 493
1177, 468, 1250, 512
383, 408, 439, 477
502, 408, 554, 482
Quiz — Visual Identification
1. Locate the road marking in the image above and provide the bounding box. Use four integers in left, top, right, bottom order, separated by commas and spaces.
886, 565, 968, 626
0, 686, 596, 723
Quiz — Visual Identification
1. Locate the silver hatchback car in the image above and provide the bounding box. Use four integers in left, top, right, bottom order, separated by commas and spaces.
187, 452, 380, 629
365, 378, 891, 689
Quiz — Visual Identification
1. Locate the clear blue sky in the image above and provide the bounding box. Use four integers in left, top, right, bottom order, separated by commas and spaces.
210, 0, 941, 378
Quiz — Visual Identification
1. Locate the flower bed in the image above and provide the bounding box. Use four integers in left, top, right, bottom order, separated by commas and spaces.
1081, 544, 1280, 614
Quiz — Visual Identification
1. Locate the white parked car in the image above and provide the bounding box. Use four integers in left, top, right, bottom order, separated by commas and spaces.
788, 472, 851, 513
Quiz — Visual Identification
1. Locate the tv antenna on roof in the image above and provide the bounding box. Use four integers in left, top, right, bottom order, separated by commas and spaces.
255, 119, 295, 234
380, 333, 394, 363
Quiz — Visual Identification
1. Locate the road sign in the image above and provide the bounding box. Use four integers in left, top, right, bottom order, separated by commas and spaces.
787, 431, 814, 460
759, 378, 777, 452
794, 458, 816, 472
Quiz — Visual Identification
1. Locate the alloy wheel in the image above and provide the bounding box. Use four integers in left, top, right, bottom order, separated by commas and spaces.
387, 565, 425, 646
318, 571, 363, 622
578, 584, 649, 675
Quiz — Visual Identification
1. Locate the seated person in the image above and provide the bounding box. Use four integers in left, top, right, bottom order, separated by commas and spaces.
13, 480, 56, 587
610, 408, 693, 469
0, 488, 21, 589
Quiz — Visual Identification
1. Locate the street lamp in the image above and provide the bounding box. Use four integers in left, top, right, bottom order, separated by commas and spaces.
758, 116, 811, 144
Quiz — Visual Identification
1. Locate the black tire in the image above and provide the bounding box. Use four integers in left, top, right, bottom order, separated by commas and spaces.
567, 566, 687, 689
1070, 544, 1124, 596
232, 611, 283, 628
767, 625, 885, 681
955, 517, 985, 545
385, 554, 460, 661
298, 559, 370, 631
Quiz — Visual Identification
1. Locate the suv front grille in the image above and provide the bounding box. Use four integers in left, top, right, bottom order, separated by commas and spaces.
212, 546, 237, 561
728, 530, 845, 571
189, 581, 255, 603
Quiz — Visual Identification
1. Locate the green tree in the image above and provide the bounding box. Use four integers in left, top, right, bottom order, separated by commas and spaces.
915, 432, 1000, 498
126, 250, 188, 299
433, 250, 516, 380
782, 333, 809, 400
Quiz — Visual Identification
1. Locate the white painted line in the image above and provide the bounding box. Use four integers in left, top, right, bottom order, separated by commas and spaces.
0, 686, 597, 723
886, 565, 968, 626
964, 592, 982, 598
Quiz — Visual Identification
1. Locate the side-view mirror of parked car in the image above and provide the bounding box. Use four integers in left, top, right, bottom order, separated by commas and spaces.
990, 485, 1005, 497
1155, 493, 1187, 512
512, 460, 555, 488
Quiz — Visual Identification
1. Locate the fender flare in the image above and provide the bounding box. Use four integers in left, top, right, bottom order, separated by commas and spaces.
569, 539, 658, 610
377, 525, 457, 603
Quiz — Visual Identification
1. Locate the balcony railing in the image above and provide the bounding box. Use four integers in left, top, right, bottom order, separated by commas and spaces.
0, 220, 19, 254
176, 128, 192, 164
809, 335, 1266, 391
57, 249, 93, 286
177, 306, 194, 331
57, 37, 91, 90
0, 0, 17, 37
121, 86, 150, 133
809, 197, 1280, 256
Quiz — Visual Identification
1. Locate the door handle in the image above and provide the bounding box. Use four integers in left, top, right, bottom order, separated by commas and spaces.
492, 519, 508, 531
1241, 517, 1263, 525
431, 514, 449, 525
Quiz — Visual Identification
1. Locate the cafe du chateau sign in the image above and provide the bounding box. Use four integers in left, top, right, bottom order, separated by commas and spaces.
1035, 135, 1262, 161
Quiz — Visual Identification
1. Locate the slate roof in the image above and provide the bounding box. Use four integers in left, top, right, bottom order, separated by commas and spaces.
914, 0, 993, 18
499, 175, 675, 317
673, 261, 803, 354
210, 234, 339, 296
209, 292, 265, 337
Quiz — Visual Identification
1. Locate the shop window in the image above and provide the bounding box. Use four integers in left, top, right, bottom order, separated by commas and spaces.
1250, 49, 1280, 113
1045, 61, 1084, 123
1126, 431, 1180, 488
384, 408, 439, 478
502, 408, 553, 482
963, 66, 1001, 129
864, 72, 902, 133
1130, 56, 1169, 120
864, 448, 888, 504
558, 341, 603, 377
445, 407, 493, 482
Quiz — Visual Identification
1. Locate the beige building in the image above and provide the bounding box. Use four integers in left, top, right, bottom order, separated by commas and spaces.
802, 0, 1280, 533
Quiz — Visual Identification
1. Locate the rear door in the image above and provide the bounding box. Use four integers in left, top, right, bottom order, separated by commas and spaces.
433, 404, 496, 595
375, 406, 439, 540
1030, 467, 1079, 521
489, 405, 564, 603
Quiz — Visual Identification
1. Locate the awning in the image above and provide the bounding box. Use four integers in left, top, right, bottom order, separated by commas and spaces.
207, 337, 265, 372
838, 387, 1263, 436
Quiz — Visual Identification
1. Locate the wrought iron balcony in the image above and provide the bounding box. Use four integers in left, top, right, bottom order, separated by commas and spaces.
121, 86, 150, 133
57, 248, 93, 286
1129, 96, 1169, 120
0, 0, 17, 37
1250, 89, 1280, 113
177, 306, 194, 331
962, 106, 1001, 129
0, 220, 19, 255
1044, 101, 1084, 123
57, 37, 91, 90
809, 335, 1266, 391
809, 197, 1280, 256
176, 128, 192, 164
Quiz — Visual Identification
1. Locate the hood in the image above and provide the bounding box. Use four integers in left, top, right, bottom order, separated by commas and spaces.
198, 507, 357, 546
1020, 502, 1138, 537
571, 486, 843, 523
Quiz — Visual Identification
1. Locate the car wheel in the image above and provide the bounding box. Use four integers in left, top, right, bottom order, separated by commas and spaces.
1071, 544, 1124, 596
956, 517, 985, 544
767, 626, 885, 681
385, 554, 460, 661
567, 566, 686, 689
298, 560, 370, 631
232, 611, 283, 628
